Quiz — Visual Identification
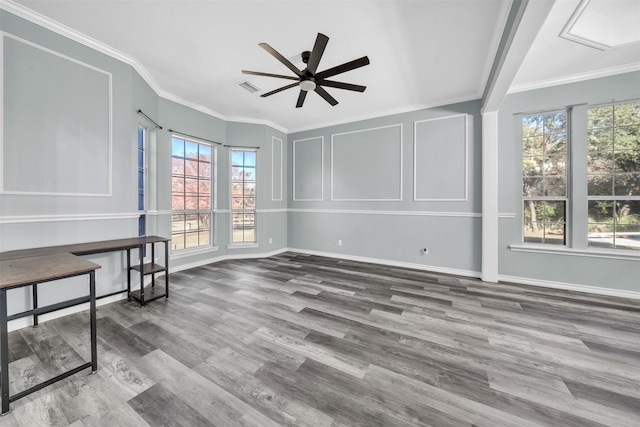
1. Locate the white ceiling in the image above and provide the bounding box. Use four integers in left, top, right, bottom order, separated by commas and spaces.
5, 0, 640, 132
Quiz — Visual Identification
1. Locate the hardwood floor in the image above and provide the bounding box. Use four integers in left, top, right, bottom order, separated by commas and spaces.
2, 252, 639, 426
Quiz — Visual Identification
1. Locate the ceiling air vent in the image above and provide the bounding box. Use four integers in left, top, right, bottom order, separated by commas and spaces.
238, 81, 260, 93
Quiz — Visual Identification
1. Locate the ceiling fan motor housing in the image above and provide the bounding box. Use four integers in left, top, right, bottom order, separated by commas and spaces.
300, 79, 316, 92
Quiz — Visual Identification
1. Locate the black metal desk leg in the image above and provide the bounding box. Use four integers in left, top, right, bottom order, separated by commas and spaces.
32, 283, 39, 328
165, 241, 169, 299
126, 248, 131, 300
139, 245, 145, 306
151, 243, 155, 288
1, 289, 10, 415
89, 271, 97, 373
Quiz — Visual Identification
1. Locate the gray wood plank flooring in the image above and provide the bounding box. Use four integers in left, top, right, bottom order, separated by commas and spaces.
2, 252, 639, 426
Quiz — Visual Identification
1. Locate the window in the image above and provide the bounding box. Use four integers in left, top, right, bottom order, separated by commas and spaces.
587, 101, 640, 250
171, 137, 213, 250
231, 149, 256, 244
137, 126, 146, 237
522, 111, 568, 245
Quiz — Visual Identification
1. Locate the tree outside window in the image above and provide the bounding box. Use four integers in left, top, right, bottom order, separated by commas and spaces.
587, 101, 640, 250
522, 111, 567, 245
171, 137, 213, 250
231, 149, 256, 243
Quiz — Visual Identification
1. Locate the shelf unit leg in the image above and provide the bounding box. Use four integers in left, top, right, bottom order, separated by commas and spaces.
151, 243, 155, 288
1, 289, 10, 415
126, 248, 131, 300
32, 283, 39, 328
139, 244, 145, 306
89, 271, 97, 372
165, 241, 169, 299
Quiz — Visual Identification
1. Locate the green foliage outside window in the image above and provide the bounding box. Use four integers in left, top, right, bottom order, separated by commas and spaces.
587, 101, 640, 250
522, 111, 567, 245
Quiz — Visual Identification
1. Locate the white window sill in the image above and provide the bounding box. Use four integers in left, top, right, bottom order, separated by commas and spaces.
509, 244, 640, 261
171, 245, 220, 259
227, 243, 259, 249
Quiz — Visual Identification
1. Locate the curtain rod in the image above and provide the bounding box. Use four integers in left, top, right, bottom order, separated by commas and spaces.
136, 109, 162, 129
169, 129, 221, 145
223, 145, 261, 150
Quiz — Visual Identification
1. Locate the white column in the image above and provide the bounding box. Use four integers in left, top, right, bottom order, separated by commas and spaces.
482, 111, 499, 283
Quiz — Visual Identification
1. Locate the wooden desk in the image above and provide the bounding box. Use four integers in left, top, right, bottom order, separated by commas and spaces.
0, 236, 171, 307
0, 253, 101, 415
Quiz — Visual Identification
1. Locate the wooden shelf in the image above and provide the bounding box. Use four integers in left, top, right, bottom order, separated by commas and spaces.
130, 263, 166, 275
129, 283, 167, 304
126, 239, 170, 306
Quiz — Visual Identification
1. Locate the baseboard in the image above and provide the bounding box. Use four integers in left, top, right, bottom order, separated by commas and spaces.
498, 274, 640, 300
12, 248, 634, 333
7, 248, 289, 333
288, 247, 481, 279
170, 247, 290, 273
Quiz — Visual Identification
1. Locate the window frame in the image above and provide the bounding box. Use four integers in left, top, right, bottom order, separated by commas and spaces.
137, 125, 147, 238
521, 109, 569, 247
586, 100, 640, 251
170, 135, 216, 253
514, 99, 640, 257
229, 148, 258, 247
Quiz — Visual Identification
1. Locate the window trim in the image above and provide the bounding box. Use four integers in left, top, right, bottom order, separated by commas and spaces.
586, 100, 640, 251
170, 135, 215, 252
137, 125, 147, 238
508, 243, 639, 261
515, 99, 639, 254
229, 147, 257, 246
520, 109, 569, 247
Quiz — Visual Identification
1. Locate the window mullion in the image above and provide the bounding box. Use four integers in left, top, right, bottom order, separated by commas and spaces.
570, 104, 589, 249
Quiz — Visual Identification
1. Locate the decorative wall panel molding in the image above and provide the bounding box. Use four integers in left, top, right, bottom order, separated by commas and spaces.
331, 124, 403, 201
0, 212, 138, 224
1, 34, 112, 196
293, 136, 324, 201
271, 137, 283, 201
288, 208, 480, 218
414, 114, 468, 201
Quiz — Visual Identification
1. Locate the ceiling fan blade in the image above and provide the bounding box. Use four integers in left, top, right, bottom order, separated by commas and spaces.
259, 43, 302, 77
318, 80, 366, 92
261, 82, 300, 97
314, 86, 338, 106
242, 70, 299, 81
296, 90, 308, 108
306, 33, 329, 74
315, 56, 370, 80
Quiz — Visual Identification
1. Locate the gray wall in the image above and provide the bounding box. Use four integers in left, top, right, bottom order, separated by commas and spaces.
287, 101, 482, 276
498, 71, 640, 293
1, 10, 139, 315
0, 10, 287, 322
1, 8, 637, 327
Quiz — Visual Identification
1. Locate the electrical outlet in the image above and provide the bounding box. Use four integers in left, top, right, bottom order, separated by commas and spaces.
422, 247, 429, 255
338, 239, 343, 246
269, 237, 273, 244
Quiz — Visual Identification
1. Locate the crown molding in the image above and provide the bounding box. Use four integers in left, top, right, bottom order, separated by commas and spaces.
508, 62, 640, 94
0, 0, 289, 134
0, 0, 158, 86
287, 94, 481, 134
0, 0, 489, 136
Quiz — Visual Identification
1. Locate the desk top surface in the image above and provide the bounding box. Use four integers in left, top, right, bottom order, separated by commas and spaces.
0, 252, 101, 289
0, 235, 170, 261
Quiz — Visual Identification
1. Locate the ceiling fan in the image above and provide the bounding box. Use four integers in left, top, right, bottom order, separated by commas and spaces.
242, 33, 370, 108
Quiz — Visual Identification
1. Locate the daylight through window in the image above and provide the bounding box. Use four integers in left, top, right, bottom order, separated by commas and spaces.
231, 149, 257, 243
171, 137, 213, 250
522, 111, 568, 245
587, 101, 640, 250
137, 126, 146, 237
